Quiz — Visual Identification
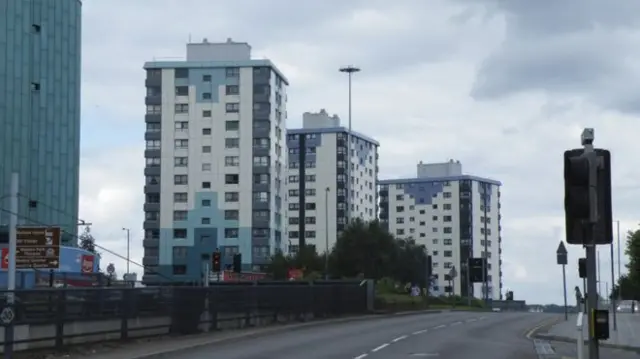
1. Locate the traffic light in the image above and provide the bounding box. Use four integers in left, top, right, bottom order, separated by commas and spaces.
563, 149, 613, 244
232, 253, 242, 273
578, 258, 587, 278
212, 251, 221, 272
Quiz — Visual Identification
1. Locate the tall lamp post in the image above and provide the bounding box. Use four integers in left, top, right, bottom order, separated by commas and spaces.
339, 65, 360, 224
122, 228, 130, 275
324, 187, 330, 280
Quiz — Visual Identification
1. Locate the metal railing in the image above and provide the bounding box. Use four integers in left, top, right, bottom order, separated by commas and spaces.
0, 280, 369, 353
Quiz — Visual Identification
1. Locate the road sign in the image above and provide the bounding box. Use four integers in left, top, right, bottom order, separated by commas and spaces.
0, 306, 14, 325
15, 227, 61, 269
556, 241, 568, 265
106, 263, 115, 275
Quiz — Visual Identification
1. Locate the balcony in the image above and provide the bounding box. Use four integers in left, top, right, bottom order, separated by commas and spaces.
143, 238, 159, 248
142, 256, 159, 266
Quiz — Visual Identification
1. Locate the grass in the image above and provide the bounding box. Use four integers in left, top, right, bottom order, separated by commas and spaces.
375, 292, 484, 311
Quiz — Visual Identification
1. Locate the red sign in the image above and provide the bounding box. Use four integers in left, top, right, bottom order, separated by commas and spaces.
222, 270, 266, 281
288, 268, 303, 280
80, 255, 94, 273
1, 248, 8, 269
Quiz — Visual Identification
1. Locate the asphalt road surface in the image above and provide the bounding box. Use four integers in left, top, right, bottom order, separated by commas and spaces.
166, 311, 556, 359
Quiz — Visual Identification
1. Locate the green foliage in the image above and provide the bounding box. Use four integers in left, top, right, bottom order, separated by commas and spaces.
265, 219, 431, 289
78, 226, 97, 254
612, 229, 640, 300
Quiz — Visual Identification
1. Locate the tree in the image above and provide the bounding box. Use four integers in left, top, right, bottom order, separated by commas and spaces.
392, 238, 428, 286
78, 226, 97, 253
613, 229, 640, 300
328, 219, 398, 280
264, 246, 324, 279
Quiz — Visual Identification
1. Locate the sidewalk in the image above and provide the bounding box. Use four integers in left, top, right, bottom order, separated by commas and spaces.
541, 313, 640, 351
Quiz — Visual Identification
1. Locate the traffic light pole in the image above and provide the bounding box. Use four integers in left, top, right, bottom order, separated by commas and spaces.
582, 130, 600, 359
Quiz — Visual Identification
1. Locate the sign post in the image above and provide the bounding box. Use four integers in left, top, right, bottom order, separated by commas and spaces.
15, 227, 61, 269
556, 241, 569, 321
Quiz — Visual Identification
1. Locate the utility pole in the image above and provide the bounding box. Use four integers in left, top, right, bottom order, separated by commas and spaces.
122, 228, 130, 275
563, 128, 613, 359
339, 65, 360, 226
610, 237, 617, 330
616, 220, 621, 301
324, 187, 330, 280
5, 173, 18, 358
556, 241, 569, 321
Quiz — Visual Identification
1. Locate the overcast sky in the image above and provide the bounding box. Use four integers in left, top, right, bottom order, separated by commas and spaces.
79, 0, 640, 305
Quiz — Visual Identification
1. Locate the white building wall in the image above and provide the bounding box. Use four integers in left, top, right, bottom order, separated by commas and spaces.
348, 137, 377, 221
158, 69, 177, 265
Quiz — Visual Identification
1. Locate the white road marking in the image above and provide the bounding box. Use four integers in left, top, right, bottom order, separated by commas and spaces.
451, 321, 462, 326
412, 329, 428, 335
434, 324, 446, 329
392, 335, 408, 342
354, 354, 368, 359
372, 343, 389, 352
479, 316, 487, 320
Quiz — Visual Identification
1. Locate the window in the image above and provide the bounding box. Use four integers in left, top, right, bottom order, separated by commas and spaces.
444, 227, 452, 234
174, 192, 188, 203
173, 210, 187, 221
173, 228, 187, 239
444, 250, 453, 257
202, 128, 211, 135
202, 146, 211, 153
289, 231, 299, 238
146, 105, 161, 114
225, 67, 240, 77
443, 192, 452, 198
253, 192, 268, 202
174, 175, 188, 185
305, 203, 316, 210
225, 138, 239, 148
225, 174, 239, 184
174, 68, 189, 78
202, 74, 211, 82
443, 203, 452, 210
443, 215, 452, 222
253, 245, 270, 258
175, 86, 188, 96
253, 174, 269, 184
145, 211, 159, 220
175, 104, 189, 114
225, 192, 239, 202
202, 199, 211, 207
305, 217, 316, 224
226, 121, 239, 131
305, 175, 316, 182
444, 238, 453, 245
146, 123, 161, 132
226, 85, 239, 95
202, 181, 211, 189
32, 24, 41, 33
253, 156, 269, 166
202, 110, 212, 117
305, 231, 316, 238
174, 157, 188, 167
288, 203, 299, 210
145, 140, 161, 150
288, 189, 299, 197
289, 217, 299, 225
253, 210, 270, 220
202, 217, 211, 225
202, 163, 211, 171
225, 156, 240, 166
253, 138, 269, 148
202, 92, 212, 100
225, 210, 239, 220
174, 139, 188, 149
396, 217, 404, 224
175, 121, 188, 130
225, 228, 239, 238
226, 103, 240, 113
288, 175, 299, 183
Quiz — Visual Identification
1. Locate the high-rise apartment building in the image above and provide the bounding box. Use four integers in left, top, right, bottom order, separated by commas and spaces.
285, 110, 379, 254
142, 39, 288, 284
0, 0, 82, 244
379, 160, 503, 299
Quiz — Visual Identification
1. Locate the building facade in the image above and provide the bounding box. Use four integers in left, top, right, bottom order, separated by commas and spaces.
286, 110, 379, 254
0, 0, 82, 245
379, 160, 503, 300
142, 39, 288, 284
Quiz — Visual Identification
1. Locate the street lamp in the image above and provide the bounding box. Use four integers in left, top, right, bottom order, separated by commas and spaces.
324, 187, 330, 280
122, 228, 130, 275
339, 65, 361, 224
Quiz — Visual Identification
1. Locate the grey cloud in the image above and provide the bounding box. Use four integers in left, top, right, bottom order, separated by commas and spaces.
464, 0, 640, 114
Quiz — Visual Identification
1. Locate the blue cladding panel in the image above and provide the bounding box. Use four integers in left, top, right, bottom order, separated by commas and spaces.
287, 127, 379, 146
158, 192, 253, 280
354, 138, 371, 166
401, 182, 445, 205
187, 68, 238, 103
381, 175, 501, 187
144, 60, 289, 85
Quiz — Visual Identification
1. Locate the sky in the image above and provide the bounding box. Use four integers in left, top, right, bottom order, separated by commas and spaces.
78, 0, 640, 305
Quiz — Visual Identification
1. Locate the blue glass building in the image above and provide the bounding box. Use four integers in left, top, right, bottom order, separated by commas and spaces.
0, 0, 82, 244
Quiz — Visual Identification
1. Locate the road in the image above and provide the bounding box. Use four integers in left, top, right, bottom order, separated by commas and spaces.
169, 311, 556, 359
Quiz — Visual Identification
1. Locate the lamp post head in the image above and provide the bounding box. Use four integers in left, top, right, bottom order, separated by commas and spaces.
339, 66, 361, 74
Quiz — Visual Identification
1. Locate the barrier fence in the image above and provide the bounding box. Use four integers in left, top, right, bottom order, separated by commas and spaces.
0, 280, 370, 353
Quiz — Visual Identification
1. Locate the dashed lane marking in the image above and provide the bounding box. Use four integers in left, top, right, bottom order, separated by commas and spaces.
392, 335, 408, 342
451, 321, 462, 326
354, 354, 368, 359
372, 343, 389, 352
434, 324, 446, 329
413, 329, 428, 335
